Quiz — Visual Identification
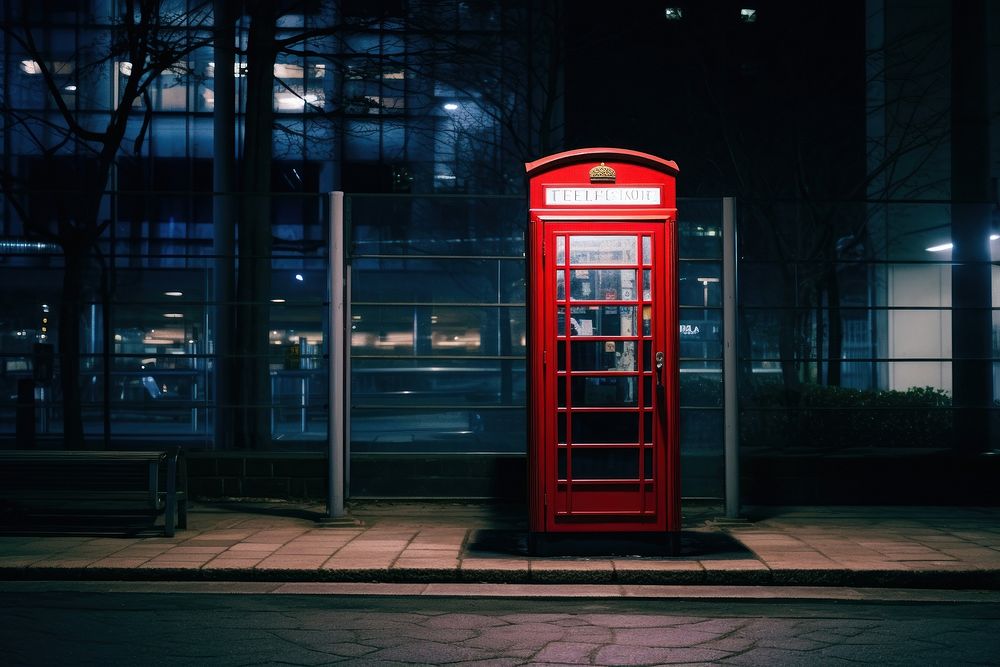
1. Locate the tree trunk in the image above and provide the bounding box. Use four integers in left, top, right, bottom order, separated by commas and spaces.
815, 291, 824, 385
778, 308, 799, 405
826, 262, 843, 387
59, 246, 85, 450
234, 2, 276, 450
100, 259, 112, 450
950, 0, 992, 453
213, 0, 236, 450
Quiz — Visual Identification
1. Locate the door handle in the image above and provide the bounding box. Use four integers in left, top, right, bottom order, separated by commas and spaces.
655, 351, 665, 389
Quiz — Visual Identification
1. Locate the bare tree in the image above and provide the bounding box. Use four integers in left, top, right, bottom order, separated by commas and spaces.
213, 1, 562, 448
701, 8, 953, 397
0, 0, 563, 454
0, 0, 212, 449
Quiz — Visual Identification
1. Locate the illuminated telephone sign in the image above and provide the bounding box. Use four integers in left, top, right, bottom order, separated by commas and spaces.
525, 148, 681, 544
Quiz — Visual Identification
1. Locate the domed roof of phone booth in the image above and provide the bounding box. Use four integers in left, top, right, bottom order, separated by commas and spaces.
525, 147, 679, 177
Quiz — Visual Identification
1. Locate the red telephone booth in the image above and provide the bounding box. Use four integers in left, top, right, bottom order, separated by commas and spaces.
526, 148, 680, 543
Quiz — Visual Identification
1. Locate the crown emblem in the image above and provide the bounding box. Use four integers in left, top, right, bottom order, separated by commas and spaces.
589, 162, 616, 183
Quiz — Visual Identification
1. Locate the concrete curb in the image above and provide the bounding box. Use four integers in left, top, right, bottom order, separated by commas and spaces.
5, 580, 1000, 603
2, 565, 998, 590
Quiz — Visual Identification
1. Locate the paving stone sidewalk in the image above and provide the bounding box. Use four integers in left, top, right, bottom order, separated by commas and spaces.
1, 502, 998, 589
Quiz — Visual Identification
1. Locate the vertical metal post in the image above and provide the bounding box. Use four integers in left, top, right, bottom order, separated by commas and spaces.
328, 192, 346, 518
723, 197, 740, 518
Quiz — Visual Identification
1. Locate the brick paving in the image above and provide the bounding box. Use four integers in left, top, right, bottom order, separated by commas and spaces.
0, 502, 999, 588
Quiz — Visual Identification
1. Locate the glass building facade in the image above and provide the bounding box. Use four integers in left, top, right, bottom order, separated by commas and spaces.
0, 0, 574, 498
0, 1, 996, 502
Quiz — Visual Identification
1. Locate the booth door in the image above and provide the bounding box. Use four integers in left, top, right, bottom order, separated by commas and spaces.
545, 223, 670, 531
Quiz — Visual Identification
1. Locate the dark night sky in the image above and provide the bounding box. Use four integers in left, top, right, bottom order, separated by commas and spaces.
563, 1, 867, 198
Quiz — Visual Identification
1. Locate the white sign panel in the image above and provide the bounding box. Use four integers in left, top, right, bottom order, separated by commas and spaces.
545, 187, 661, 206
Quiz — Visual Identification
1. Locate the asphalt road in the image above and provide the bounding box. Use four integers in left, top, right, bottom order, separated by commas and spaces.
2, 588, 999, 666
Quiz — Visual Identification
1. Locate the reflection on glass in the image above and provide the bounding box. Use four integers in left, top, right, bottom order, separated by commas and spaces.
556, 236, 565, 265
556, 270, 564, 300
568, 305, 636, 337
642, 236, 651, 265
352, 359, 526, 407
570, 269, 635, 301
569, 340, 637, 371
348, 255, 531, 303
350, 305, 518, 357
569, 235, 638, 265
557, 306, 565, 336
642, 305, 652, 336
643, 270, 651, 300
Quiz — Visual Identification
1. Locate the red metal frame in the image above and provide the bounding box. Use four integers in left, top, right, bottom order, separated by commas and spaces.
526, 148, 679, 535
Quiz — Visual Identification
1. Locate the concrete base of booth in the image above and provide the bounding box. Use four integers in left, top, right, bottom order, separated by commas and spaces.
528, 531, 681, 557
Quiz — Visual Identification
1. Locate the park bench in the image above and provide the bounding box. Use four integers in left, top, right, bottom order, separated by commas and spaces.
0, 449, 187, 536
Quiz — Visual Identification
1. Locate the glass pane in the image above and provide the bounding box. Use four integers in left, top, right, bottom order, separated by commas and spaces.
350, 195, 526, 256
352, 358, 526, 408
559, 447, 641, 480
349, 306, 414, 354
677, 200, 724, 259
642, 305, 652, 336
350, 305, 520, 357
643, 269, 651, 300
570, 411, 639, 444
500, 261, 526, 303
352, 257, 525, 304
557, 306, 565, 336
556, 236, 565, 265
570, 269, 636, 301
569, 235, 638, 265
568, 305, 636, 337
351, 406, 526, 453
680, 407, 724, 453
570, 340, 637, 371
567, 376, 639, 407
556, 270, 565, 300
679, 263, 721, 307
680, 367, 722, 407
679, 310, 723, 361
642, 236, 652, 265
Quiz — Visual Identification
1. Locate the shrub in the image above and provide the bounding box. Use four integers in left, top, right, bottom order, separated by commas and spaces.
739, 382, 953, 450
